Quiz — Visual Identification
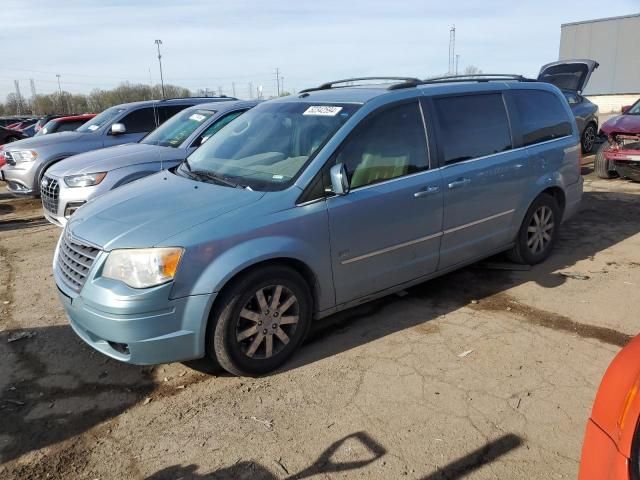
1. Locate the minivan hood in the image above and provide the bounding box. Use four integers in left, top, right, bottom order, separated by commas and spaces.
538, 59, 599, 94
600, 114, 640, 136
4, 131, 89, 150
47, 143, 181, 177
67, 171, 265, 250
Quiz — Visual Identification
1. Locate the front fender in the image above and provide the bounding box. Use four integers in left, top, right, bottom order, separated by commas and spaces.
176, 235, 334, 312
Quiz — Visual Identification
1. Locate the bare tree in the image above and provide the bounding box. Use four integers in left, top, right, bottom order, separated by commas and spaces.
463, 65, 483, 75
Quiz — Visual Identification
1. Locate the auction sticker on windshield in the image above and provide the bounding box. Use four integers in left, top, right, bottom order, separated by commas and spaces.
303, 106, 343, 116
189, 113, 207, 122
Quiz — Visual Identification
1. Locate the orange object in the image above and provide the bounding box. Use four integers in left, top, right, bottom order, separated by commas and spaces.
578, 335, 640, 479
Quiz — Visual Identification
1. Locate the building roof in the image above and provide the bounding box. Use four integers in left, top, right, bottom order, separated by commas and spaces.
562, 13, 640, 28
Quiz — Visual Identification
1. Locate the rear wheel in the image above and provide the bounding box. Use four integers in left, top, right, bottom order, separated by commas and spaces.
508, 193, 560, 265
581, 123, 597, 154
208, 266, 312, 376
594, 142, 618, 179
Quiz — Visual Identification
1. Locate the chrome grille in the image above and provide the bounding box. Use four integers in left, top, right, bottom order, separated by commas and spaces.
57, 232, 100, 292
41, 176, 60, 215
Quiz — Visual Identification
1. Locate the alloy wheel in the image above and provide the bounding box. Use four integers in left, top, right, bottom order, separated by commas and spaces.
527, 206, 554, 254
235, 285, 299, 360
583, 125, 596, 152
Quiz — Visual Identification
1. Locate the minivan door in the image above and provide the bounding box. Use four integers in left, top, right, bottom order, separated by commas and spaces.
326, 101, 444, 305
430, 93, 531, 270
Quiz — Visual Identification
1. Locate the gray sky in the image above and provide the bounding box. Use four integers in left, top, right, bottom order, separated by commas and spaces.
2, 0, 638, 100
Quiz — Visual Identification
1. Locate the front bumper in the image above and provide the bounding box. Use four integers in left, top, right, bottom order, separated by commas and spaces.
606, 149, 640, 181
41, 173, 98, 227
1, 160, 39, 196
54, 246, 215, 365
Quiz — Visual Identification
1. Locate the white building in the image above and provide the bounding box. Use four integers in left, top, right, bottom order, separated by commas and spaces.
560, 13, 640, 113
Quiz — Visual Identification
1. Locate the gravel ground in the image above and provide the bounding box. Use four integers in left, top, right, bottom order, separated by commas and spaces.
1, 165, 639, 479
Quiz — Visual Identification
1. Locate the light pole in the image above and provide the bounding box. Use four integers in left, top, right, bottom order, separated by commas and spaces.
154, 39, 165, 99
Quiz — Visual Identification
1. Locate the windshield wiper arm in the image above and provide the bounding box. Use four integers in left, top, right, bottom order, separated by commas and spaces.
191, 169, 241, 188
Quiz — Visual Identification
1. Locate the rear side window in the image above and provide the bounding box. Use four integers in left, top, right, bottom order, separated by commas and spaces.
158, 105, 190, 123
120, 107, 157, 134
434, 94, 512, 165
335, 102, 429, 189
57, 121, 84, 132
511, 90, 573, 146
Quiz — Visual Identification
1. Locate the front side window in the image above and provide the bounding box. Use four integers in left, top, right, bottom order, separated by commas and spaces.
182, 102, 360, 191
142, 109, 216, 148
511, 90, 573, 146
76, 107, 126, 133
627, 100, 640, 115
434, 94, 512, 165
334, 102, 429, 189
120, 107, 157, 134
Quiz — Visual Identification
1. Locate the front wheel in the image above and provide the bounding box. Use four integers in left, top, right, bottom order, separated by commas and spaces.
594, 142, 618, 179
508, 193, 561, 265
209, 266, 312, 376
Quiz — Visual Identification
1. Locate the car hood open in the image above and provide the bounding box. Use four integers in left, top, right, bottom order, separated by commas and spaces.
47, 143, 182, 177
66, 171, 265, 250
538, 59, 599, 94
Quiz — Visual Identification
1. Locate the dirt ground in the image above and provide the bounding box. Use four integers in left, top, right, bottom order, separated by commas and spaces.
1, 162, 639, 480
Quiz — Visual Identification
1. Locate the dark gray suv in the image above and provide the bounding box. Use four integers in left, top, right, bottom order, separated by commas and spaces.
0, 97, 235, 196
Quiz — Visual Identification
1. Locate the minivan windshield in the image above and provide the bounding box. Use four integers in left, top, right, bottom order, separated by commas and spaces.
141, 108, 215, 147
76, 106, 126, 133
181, 102, 359, 190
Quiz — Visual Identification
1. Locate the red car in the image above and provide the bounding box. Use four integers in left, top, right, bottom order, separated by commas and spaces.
36, 113, 96, 135
578, 335, 640, 479
595, 99, 640, 181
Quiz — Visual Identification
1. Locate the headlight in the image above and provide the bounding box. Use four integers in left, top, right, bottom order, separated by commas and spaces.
102, 247, 183, 289
64, 172, 107, 187
11, 150, 38, 162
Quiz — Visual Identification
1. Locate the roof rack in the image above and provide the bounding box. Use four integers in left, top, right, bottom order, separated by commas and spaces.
421, 74, 536, 84
300, 77, 421, 93
158, 96, 236, 102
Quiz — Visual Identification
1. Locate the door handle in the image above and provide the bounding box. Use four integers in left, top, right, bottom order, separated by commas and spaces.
447, 177, 471, 189
414, 185, 440, 198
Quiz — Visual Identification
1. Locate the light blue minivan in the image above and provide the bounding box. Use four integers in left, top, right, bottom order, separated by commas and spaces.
54, 76, 583, 376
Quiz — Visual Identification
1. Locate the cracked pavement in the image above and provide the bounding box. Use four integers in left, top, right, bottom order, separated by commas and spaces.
1, 168, 639, 479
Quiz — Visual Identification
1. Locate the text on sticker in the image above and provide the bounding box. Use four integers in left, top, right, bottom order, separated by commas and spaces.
303, 106, 343, 116
189, 114, 207, 122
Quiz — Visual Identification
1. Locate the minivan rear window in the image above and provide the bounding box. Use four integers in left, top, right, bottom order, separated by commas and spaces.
511, 90, 572, 146
434, 94, 512, 165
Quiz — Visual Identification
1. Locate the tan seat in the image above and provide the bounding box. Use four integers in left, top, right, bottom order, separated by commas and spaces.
350, 153, 409, 188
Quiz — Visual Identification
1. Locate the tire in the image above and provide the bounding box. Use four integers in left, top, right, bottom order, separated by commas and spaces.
208, 266, 312, 376
581, 123, 597, 154
507, 193, 561, 265
594, 142, 618, 179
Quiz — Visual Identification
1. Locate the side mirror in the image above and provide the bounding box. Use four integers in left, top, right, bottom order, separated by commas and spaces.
329, 163, 349, 195
110, 123, 126, 135
622, 105, 632, 114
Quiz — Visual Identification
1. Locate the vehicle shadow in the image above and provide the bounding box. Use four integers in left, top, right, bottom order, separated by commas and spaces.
283, 189, 640, 372
144, 432, 522, 479
0, 324, 157, 464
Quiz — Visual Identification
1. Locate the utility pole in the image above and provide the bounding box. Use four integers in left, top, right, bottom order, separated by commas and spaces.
275, 68, 280, 96
14, 80, 23, 115
30, 79, 38, 116
448, 25, 456, 75
280, 76, 285, 95
56, 74, 64, 114
154, 39, 165, 99
455, 54, 460, 75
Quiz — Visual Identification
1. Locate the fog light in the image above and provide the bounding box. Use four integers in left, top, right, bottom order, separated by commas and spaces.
64, 201, 86, 218
107, 341, 130, 355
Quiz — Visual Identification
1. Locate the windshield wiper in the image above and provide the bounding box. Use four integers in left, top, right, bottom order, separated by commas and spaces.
191, 169, 243, 188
